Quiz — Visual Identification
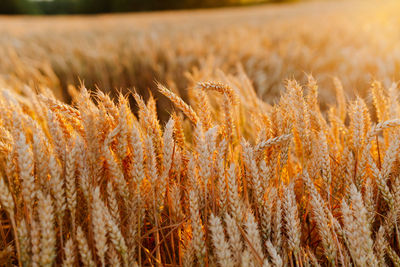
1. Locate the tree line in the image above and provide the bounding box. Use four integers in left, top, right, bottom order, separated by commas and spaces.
1, 0, 290, 14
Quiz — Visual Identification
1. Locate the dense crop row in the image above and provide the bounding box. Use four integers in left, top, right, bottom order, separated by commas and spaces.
1, 75, 400, 266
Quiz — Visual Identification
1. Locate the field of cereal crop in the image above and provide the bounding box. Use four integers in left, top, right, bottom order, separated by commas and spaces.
1, 0, 400, 265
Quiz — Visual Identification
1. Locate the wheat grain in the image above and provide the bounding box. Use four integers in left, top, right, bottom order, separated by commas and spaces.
209, 213, 234, 267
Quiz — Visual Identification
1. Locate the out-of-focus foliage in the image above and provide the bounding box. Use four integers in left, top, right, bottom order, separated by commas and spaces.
0, 0, 285, 14
1, 0, 40, 14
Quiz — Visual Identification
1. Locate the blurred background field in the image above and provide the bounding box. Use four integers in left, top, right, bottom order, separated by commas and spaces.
0, 0, 400, 119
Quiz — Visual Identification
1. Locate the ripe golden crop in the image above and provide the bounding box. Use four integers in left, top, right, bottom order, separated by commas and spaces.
1, 0, 400, 266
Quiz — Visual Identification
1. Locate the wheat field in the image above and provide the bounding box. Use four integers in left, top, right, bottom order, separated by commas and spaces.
1, 0, 400, 266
